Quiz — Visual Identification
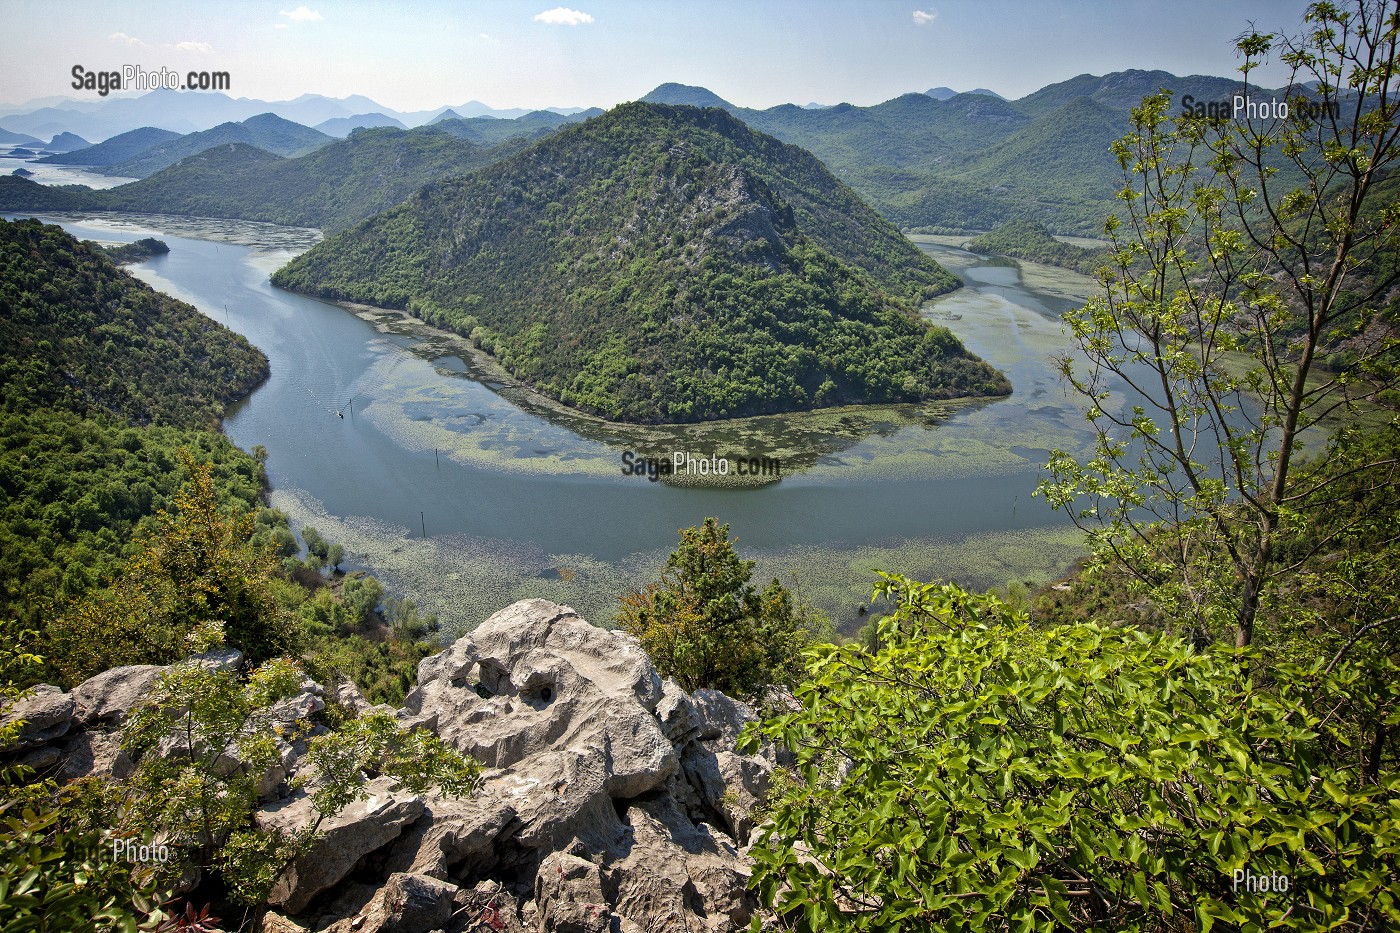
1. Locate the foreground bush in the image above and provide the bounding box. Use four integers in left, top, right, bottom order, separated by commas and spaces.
742, 574, 1400, 931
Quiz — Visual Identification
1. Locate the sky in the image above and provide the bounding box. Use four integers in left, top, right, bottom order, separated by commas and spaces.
1, 0, 1319, 112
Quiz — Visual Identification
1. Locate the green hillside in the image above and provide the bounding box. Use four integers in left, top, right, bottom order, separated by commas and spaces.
1013, 68, 1252, 116
102, 113, 333, 178
95, 127, 526, 232
634, 75, 1274, 234
0, 218, 269, 628
0, 218, 267, 427
0, 175, 88, 211
0, 127, 531, 234
431, 108, 603, 145
274, 102, 1006, 423
967, 219, 1107, 275
944, 97, 1125, 197
36, 126, 182, 167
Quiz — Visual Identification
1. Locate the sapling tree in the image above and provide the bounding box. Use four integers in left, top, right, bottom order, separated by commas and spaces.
1039, 0, 1400, 650
117, 654, 480, 909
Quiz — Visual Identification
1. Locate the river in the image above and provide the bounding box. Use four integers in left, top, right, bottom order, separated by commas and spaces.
7, 213, 1109, 634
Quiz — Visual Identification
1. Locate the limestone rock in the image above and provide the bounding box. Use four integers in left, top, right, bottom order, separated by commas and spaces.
399, 599, 676, 854
382, 794, 518, 880
58, 729, 135, 781
191, 647, 244, 673
535, 852, 615, 933
260, 912, 308, 933
0, 685, 75, 752
332, 680, 372, 715
602, 796, 755, 933
655, 680, 699, 746
690, 689, 755, 746
321, 872, 457, 933
258, 776, 426, 914
232, 599, 780, 933
72, 665, 164, 727
678, 688, 775, 844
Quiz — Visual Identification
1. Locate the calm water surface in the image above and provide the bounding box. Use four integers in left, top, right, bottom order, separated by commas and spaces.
9, 213, 1112, 632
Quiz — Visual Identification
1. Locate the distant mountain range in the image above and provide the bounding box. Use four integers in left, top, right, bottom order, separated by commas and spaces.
85, 113, 333, 178
0, 127, 40, 145
925, 87, 1005, 101
44, 132, 90, 152
3, 69, 1277, 235
314, 113, 407, 138
0, 89, 593, 143
638, 70, 1264, 233
1, 122, 539, 233
38, 127, 183, 167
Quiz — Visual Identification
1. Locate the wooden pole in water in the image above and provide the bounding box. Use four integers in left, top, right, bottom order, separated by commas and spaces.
421, 511, 426, 539
435, 448, 440, 470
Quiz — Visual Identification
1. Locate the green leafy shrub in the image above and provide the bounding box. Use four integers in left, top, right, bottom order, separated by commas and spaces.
743, 573, 1400, 931
617, 518, 822, 697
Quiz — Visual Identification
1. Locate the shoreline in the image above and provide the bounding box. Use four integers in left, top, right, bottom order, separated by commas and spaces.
334, 298, 1005, 485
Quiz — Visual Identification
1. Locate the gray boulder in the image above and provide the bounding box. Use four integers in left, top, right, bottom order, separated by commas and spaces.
399, 599, 676, 853
602, 796, 755, 933
535, 852, 617, 933
0, 685, 75, 752
58, 729, 135, 781
258, 776, 427, 913
248, 599, 778, 933
72, 665, 164, 726
321, 872, 457, 933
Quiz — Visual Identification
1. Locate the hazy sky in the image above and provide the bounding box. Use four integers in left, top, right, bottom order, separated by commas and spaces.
2, 0, 1318, 112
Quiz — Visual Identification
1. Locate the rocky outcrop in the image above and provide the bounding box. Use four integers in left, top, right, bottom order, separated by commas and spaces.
0, 685, 75, 753
3, 599, 779, 932
72, 664, 167, 727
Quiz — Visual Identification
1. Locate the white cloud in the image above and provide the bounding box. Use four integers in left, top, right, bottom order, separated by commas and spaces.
108, 31, 146, 45
274, 23, 288, 29
912, 9, 937, 25
534, 7, 593, 25
279, 5, 323, 22
479, 32, 501, 44
172, 40, 213, 53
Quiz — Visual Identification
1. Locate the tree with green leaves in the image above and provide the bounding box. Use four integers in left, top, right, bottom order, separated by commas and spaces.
44, 454, 300, 686
743, 573, 1400, 932
117, 654, 480, 911
1, 621, 171, 931
1039, 0, 1400, 651
617, 518, 820, 697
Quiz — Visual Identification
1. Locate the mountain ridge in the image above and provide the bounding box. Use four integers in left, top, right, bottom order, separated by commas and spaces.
272, 102, 1008, 423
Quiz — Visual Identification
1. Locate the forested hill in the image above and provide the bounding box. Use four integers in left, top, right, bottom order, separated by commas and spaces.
0, 127, 535, 235
0, 218, 267, 428
273, 102, 1007, 423
0, 218, 270, 631
97, 127, 532, 233
99, 112, 333, 178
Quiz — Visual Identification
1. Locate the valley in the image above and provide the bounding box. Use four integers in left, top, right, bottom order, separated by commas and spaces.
5, 4, 1397, 924
4, 210, 1099, 634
